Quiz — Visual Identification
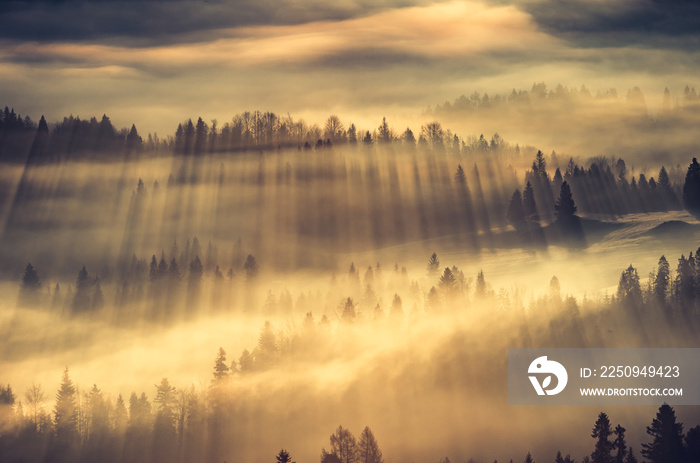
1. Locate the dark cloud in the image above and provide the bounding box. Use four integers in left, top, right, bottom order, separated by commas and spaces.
0, 0, 422, 45
523, 0, 700, 49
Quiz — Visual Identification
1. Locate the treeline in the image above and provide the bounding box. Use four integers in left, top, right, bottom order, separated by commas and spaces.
0, 362, 698, 463
506, 152, 684, 229
430, 82, 700, 117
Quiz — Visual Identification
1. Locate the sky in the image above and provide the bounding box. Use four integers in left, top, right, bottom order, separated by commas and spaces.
1, 0, 700, 137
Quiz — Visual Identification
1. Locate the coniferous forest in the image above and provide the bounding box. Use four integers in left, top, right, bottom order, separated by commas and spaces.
2, 83, 700, 463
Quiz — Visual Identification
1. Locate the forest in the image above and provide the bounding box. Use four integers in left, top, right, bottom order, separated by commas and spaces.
2, 82, 700, 463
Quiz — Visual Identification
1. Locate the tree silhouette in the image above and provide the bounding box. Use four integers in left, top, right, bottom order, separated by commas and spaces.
277, 449, 296, 463
591, 412, 614, 463
685, 426, 700, 463
616, 265, 641, 306
653, 256, 670, 303
358, 426, 383, 463
523, 181, 539, 221
682, 157, 700, 219
19, 262, 42, 306
244, 254, 259, 280
328, 425, 358, 463
641, 404, 684, 463
524, 452, 534, 463
613, 424, 627, 463
555, 181, 577, 222
54, 367, 78, 443
427, 253, 440, 276
213, 347, 230, 382
507, 189, 526, 227
73, 265, 93, 313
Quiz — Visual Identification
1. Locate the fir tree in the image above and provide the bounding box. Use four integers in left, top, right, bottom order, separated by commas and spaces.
277, 449, 296, 463
591, 412, 614, 463
641, 404, 685, 463
427, 252, 440, 276
555, 181, 577, 222
684, 158, 700, 219
19, 262, 42, 305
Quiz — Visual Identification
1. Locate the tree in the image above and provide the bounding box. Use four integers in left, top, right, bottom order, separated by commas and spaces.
524, 452, 534, 463
357, 426, 383, 463
324, 115, 344, 142
616, 265, 641, 306
54, 367, 78, 442
427, 252, 440, 276
153, 378, 177, 436
613, 424, 627, 463
244, 254, 259, 280
377, 117, 392, 143
475, 270, 487, 298
256, 321, 277, 368
624, 448, 638, 463
641, 404, 684, 463
685, 426, 700, 463
438, 267, 457, 295
73, 265, 94, 313
341, 297, 356, 323
523, 181, 539, 221
555, 181, 577, 222
591, 412, 614, 463
328, 425, 358, 463
653, 255, 670, 303
277, 449, 296, 463
213, 347, 230, 382
25, 383, 47, 432
683, 158, 700, 219
19, 262, 42, 305
507, 189, 526, 227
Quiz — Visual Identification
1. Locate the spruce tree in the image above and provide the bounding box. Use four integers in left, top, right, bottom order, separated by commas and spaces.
653, 256, 670, 303
54, 367, 78, 443
523, 181, 539, 221
277, 449, 295, 463
683, 157, 700, 219
213, 347, 230, 382
555, 181, 577, 222
641, 404, 685, 463
507, 189, 526, 227
19, 263, 42, 305
427, 252, 440, 276
613, 424, 627, 463
591, 412, 614, 463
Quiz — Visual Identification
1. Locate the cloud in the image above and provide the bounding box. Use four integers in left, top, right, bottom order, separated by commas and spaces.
0, 0, 441, 45
519, 0, 700, 49
0, 1, 557, 70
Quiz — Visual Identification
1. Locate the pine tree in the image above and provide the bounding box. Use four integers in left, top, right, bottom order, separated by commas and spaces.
54, 367, 78, 443
685, 426, 700, 463
613, 424, 627, 463
641, 404, 684, 463
244, 254, 259, 280
358, 426, 383, 463
616, 265, 642, 306
524, 452, 534, 463
19, 262, 42, 305
683, 158, 700, 219
427, 252, 440, 276
653, 255, 670, 303
523, 181, 539, 221
277, 449, 296, 463
475, 270, 487, 298
555, 181, 577, 222
438, 267, 457, 295
507, 189, 526, 227
256, 321, 277, 368
213, 347, 230, 382
591, 412, 614, 463
341, 297, 356, 323
73, 265, 93, 313
624, 448, 638, 463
